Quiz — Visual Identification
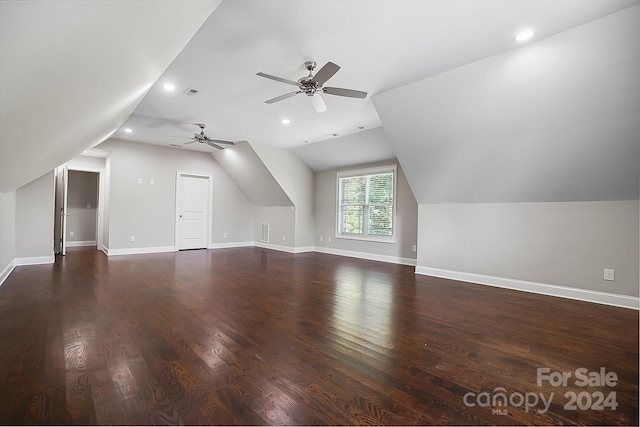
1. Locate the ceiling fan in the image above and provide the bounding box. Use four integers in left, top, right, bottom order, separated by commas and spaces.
257, 61, 367, 113
169, 124, 235, 150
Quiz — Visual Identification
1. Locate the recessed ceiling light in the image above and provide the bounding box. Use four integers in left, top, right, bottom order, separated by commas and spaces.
124, 128, 133, 133
281, 119, 290, 125
327, 133, 338, 138
358, 125, 365, 130
302, 140, 309, 144
163, 82, 176, 91
514, 29, 534, 42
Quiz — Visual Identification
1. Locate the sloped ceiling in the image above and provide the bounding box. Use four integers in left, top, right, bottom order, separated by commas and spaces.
117, 0, 640, 160
373, 5, 640, 204
292, 127, 396, 172
2, 0, 639, 199
211, 142, 292, 207
0, 0, 220, 192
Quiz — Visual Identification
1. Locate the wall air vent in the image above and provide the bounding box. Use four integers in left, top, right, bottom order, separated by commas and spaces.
183, 87, 199, 95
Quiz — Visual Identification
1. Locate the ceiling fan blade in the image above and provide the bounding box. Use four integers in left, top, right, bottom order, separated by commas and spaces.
205, 141, 225, 150
310, 61, 340, 85
208, 139, 235, 145
265, 91, 301, 104
166, 135, 192, 139
311, 93, 327, 113
322, 87, 368, 98
256, 72, 299, 86
183, 140, 197, 145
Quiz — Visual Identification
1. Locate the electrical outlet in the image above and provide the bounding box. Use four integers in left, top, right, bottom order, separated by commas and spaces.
223, 232, 228, 238
604, 269, 615, 281
69, 231, 74, 237
86, 203, 91, 209
319, 236, 324, 242
150, 179, 155, 185
130, 235, 136, 242
137, 178, 142, 184
412, 244, 417, 252
282, 235, 286, 241
328, 237, 332, 242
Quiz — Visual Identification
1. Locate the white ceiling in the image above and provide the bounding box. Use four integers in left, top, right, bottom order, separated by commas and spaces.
120, 0, 640, 164
373, 4, 640, 203
2, 0, 638, 193
0, 0, 220, 192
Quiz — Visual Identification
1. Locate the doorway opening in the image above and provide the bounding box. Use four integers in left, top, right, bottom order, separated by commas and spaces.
54, 167, 104, 255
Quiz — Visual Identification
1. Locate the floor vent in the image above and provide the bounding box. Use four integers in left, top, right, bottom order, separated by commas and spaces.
260, 223, 270, 243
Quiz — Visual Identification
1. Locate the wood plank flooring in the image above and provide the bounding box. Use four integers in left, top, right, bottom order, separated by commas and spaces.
0, 246, 637, 425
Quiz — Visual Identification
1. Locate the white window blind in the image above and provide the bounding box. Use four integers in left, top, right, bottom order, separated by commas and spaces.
337, 165, 396, 242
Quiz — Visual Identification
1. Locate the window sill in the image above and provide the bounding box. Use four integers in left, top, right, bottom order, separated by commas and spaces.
335, 234, 396, 244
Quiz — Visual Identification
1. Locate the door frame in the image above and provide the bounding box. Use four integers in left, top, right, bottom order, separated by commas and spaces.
54, 165, 69, 255
175, 171, 213, 250
55, 166, 105, 253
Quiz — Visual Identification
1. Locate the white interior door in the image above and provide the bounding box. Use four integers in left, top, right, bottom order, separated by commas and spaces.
176, 173, 211, 250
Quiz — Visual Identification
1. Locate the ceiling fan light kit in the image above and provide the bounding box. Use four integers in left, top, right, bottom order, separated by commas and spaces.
257, 60, 368, 113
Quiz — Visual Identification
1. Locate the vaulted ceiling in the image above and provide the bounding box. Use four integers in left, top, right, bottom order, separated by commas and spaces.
374, 4, 640, 203
0, 0, 221, 192
2, 0, 638, 201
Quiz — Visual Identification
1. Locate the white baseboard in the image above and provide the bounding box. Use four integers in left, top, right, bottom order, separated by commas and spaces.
254, 241, 298, 253
209, 241, 254, 249
15, 255, 55, 266
314, 246, 417, 266
105, 246, 176, 256
66, 240, 97, 247
0, 259, 16, 287
416, 266, 639, 310
253, 242, 416, 264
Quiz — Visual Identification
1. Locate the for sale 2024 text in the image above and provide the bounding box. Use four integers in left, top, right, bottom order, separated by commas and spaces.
537, 367, 618, 411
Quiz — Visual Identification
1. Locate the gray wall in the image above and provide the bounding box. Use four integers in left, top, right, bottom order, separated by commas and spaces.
372, 6, 640, 297
250, 142, 315, 248
15, 171, 55, 259
99, 138, 254, 251
314, 161, 418, 262
67, 170, 98, 243
0, 190, 16, 277
255, 206, 296, 248
418, 201, 639, 297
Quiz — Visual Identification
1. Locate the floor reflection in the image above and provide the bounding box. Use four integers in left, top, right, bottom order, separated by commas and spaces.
331, 265, 394, 351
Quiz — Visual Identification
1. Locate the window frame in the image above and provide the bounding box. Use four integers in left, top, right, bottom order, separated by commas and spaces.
335, 164, 397, 243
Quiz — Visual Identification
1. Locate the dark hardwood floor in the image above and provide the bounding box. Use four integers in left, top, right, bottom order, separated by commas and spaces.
0, 247, 637, 425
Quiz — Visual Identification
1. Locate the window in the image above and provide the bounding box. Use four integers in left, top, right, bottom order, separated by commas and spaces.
337, 165, 396, 242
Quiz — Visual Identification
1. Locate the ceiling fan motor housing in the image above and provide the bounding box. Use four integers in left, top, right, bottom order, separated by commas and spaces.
257, 60, 367, 109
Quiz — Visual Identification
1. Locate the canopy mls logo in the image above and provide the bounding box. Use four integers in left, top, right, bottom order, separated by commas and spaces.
463, 387, 553, 415
463, 367, 619, 416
